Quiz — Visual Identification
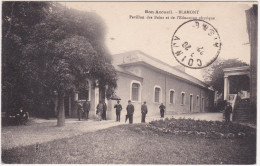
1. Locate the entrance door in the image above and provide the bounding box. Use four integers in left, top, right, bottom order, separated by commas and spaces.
190, 95, 193, 112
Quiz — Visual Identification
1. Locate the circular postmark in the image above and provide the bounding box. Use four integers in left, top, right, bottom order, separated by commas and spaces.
171, 19, 221, 69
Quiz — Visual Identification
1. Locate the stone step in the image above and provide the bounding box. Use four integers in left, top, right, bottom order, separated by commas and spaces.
237, 116, 249, 120
236, 106, 250, 108
236, 108, 249, 111
236, 116, 249, 119
236, 114, 249, 118
235, 110, 249, 114
236, 110, 249, 112
237, 117, 249, 120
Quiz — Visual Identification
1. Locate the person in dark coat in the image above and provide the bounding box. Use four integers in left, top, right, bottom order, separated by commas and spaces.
114, 100, 122, 122
141, 101, 148, 123
77, 101, 84, 121
83, 100, 91, 120
159, 103, 166, 118
102, 101, 107, 120
225, 102, 232, 122
17, 107, 29, 125
126, 100, 134, 124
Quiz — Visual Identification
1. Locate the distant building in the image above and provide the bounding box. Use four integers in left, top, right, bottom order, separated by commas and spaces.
223, 5, 257, 123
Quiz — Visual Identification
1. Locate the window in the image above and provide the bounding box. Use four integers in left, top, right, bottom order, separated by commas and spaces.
201, 97, 205, 111
132, 83, 140, 101
78, 81, 90, 101
181, 92, 185, 105
196, 95, 200, 106
78, 92, 89, 100
154, 87, 161, 102
169, 90, 175, 104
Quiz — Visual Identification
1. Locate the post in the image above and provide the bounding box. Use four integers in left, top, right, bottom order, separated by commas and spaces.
224, 76, 229, 100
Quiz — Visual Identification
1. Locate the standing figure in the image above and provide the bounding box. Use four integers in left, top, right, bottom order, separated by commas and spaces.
102, 101, 107, 120
17, 107, 29, 125
77, 101, 84, 121
225, 102, 232, 122
96, 101, 103, 121
114, 100, 122, 122
83, 100, 91, 120
141, 101, 148, 123
126, 100, 135, 124
159, 103, 166, 118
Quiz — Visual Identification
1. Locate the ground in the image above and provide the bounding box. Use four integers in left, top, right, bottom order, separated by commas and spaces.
2, 113, 224, 149
1, 113, 256, 164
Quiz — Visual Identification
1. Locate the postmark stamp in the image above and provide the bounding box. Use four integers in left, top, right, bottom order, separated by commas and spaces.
171, 19, 221, 69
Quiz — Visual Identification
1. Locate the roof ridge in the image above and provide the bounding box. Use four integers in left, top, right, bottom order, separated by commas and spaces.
112, 50, 209, 87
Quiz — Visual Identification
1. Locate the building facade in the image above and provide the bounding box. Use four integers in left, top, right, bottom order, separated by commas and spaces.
66, 50, 214, 120
106, 50, 214, 120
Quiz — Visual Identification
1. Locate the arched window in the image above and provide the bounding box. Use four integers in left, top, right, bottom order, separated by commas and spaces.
130, 80, 142, 102
196, 95, 200, 106
169, 90, 175, 104
78, 80, 91, 101
181, 92, 185, 105
154, 86, 162, 103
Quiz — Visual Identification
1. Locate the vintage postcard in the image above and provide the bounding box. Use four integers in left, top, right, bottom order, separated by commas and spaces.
1, 1, 258, 164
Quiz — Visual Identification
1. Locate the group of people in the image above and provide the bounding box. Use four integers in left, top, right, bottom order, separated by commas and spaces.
96, 101, 107, 121
77, 100, 91, 121
113, 100, 166, 124
77, 99, 167, 123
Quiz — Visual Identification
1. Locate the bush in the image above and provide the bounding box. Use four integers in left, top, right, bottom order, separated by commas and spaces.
146, 118, 255, 139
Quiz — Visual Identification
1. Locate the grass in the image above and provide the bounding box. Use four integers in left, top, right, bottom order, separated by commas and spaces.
2, 124, 256, 164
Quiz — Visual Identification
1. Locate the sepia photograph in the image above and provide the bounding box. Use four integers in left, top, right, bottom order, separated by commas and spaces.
1, 1, 258, 164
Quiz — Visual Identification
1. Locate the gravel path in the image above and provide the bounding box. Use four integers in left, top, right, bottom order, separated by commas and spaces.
1, 112, 226, 150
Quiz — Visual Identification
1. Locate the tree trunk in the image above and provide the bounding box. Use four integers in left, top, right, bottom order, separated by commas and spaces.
57, 93, 65, 127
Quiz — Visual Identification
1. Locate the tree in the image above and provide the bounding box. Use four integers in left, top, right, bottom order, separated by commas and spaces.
202, 58, 248, 96
2, 2, 53, 114
21, 4, 117, 126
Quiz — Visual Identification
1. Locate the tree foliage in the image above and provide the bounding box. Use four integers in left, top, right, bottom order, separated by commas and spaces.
202, 58, 248, 95
2, 2, 53, 113
2, 2, 118, 126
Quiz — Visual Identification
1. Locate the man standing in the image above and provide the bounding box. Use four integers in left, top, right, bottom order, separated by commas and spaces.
126, 100, 134, 124
102, 101, 107, 120
77, 101, 84, 121
114, 100, 122, 122
159, 103, 166, 118
96, 101, 103, 121
225, 102, 232, 122
83, 100, 91, 120
141, 101, 148, 123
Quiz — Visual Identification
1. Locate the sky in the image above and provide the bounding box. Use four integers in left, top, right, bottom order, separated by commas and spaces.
64, 2, 255, 81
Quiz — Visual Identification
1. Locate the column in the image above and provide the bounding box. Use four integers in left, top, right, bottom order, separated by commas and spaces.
74, 93, 78, 101
224, 76, 229, 100
94, 86, 99, 116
